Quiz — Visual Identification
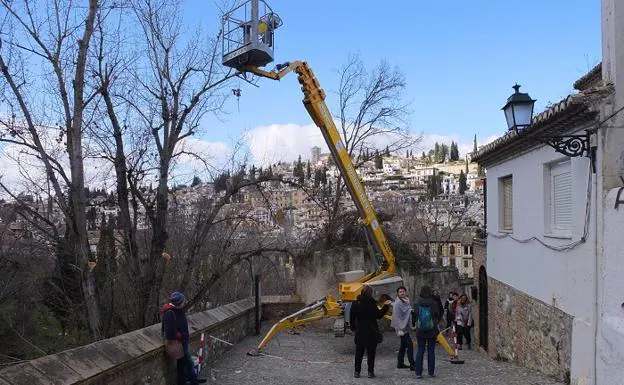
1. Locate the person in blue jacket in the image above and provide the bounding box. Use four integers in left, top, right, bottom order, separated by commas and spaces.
413, 285, 441, 379
162, 291, 203, 385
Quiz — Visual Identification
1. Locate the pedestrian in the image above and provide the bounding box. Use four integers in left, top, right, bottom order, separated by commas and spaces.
444, 291, 458, 329
454, 293, 474, 350
432, 289, 444, 328
162, 291, 206, 385
350, 285, 391, 379
390, 286, 415, 370
414, 285, 441, 379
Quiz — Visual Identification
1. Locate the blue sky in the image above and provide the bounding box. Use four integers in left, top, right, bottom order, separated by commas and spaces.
0, 1, 603, 192
179, 0, 602, 167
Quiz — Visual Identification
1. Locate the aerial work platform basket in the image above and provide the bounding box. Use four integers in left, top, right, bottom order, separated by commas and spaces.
221, 0, 282, 69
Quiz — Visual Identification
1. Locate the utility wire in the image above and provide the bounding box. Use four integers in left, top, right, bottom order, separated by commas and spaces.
487, 161, 592, 252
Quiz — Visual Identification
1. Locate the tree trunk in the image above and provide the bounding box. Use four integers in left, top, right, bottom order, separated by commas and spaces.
67, 0, 102, 341
143, 160, 170, 326
103, 88, 139, 277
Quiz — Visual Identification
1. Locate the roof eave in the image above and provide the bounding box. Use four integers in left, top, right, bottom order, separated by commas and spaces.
574, 63, 603, 91
472, 85, 613, 166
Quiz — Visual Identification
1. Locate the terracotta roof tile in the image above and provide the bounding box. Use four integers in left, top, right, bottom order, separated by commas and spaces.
573, 63, 602, 91
472, 85, 613, 163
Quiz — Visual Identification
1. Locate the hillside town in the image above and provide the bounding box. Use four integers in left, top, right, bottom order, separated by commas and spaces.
1, 143, 485, 280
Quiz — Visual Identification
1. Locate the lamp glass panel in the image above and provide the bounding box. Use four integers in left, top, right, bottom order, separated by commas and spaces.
513, 102, 534, 127
504, 106, 515, 130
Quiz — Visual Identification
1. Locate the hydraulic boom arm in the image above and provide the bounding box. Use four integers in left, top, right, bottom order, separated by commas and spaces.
220, 0, 460, 360
242, 61, 404, 353
243, 61, 397, 281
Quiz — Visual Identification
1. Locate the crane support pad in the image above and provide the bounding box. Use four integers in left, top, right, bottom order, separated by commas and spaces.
365, 276, 404, 298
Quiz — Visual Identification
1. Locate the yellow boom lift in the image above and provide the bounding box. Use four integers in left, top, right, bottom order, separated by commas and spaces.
220, 0, 462, 363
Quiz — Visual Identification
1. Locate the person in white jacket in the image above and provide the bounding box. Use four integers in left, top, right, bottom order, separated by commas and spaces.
390, 286, 415, 370
454, 293, 474, 350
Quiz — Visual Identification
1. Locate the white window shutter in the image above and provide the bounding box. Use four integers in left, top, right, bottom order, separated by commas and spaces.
552, 165, 572, 231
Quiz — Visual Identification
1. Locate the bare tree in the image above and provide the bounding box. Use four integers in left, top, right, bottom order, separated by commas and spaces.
83, 0, 241, 326
155, 172, 296, 311
336, 53, 418, 161
0, 0, 104, 340
128, 0, 241, 325
312, 53, 421, 247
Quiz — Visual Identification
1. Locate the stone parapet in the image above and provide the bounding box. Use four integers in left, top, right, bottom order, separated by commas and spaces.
0, 296, 302, 385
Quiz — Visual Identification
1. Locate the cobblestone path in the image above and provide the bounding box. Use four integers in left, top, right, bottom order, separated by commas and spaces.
207, 327, 564, 385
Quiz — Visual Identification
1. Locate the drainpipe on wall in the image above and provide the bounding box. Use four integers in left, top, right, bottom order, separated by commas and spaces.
482, 178, 487, 237
594, 129, 602, 385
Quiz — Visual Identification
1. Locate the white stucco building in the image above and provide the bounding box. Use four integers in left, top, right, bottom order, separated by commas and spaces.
472, 1, 624, 383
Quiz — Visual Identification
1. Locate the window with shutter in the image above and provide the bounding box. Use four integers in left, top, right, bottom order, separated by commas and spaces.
499, 176, 513, 231
549, 160, 572, 234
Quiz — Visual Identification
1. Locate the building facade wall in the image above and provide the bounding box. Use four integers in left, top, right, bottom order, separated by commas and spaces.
596, 189, 624, 385
598, 1, 624, 381
485, 146, 595, 317
488, 277, 573, 383
484, 140, 597, 384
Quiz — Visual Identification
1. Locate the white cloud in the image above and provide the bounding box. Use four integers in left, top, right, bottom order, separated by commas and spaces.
0, 144, 36, 193
0, 125, 499, 197
246, 123, 326, 166
244, 123, 500, 165
0, 134, 233, 196
174, 138, 231, 170
169, 137, 232, 183
0, 140, 115, 196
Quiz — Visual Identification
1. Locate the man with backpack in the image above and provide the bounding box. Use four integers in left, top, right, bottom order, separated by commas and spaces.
413, 285, 441, 379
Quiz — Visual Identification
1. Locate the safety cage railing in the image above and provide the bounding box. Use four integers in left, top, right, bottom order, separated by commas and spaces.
221, 0, 282, 69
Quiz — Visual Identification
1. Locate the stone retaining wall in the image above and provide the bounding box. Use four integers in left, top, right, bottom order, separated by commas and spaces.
295, 247, 465, 306
488, 278, 572, 383
400, 265, 465, 299
0, 296, 302, 385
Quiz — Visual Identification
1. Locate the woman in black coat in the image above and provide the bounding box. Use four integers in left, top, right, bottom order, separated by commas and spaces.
349, 285, 391, 378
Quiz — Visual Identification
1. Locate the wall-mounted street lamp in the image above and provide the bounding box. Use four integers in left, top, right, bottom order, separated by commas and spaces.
502, 84, 536, 132
502, 84, 595, 171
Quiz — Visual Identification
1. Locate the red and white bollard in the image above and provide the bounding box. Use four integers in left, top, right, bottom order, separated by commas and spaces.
452, 323, 460, 354
197, 333, 205, 374
451, 323, 465, 364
